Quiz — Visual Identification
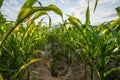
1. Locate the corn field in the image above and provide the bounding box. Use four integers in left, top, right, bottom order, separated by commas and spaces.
0, 0, 120, 80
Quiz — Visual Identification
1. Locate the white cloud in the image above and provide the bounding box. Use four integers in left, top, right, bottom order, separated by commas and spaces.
60, 0, 69, 3
1, 0, 119, 25
64, 0, 119, 25
1, 0, 22, 21
42, 0, 69, 4
41, 0, 56, 4
9, 0, 20, 6
102, 11, 117, 18
91, 10, 118, 25
67, 0, 86, 17
98, 0, 118, 4
66, 0, 95, 17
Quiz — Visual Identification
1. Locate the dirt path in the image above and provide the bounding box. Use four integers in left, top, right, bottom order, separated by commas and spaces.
29, 60, 98, 80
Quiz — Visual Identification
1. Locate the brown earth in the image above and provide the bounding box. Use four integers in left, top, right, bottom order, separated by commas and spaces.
29, 60, 98, 80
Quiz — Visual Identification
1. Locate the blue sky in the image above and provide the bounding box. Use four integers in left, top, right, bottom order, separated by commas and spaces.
0, 0, 120, 25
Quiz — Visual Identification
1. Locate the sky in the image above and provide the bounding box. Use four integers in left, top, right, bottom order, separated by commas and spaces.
0, 0, 120, 25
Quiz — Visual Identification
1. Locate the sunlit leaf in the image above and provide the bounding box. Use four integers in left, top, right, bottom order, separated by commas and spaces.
28, 58, 43, 65
85, 1, 90, 26
112, 47, 119, 53
45, 4, 63, 17
16, 4, 63, 25
45, 60, 51, 69
17, 0, 37, 23
16, 7, 35, 24
98, 29, 108, 36
96, 70, 101, 79
67, 14, 82, 27
104, 67, 120, 77
32, 11, 47, 20
23, 70, 30, 78
22, 0, 37, 8
0, 3, 63, 48
10, 58, 43, 80
110, 18, 120, 28
0, 73, 4, 80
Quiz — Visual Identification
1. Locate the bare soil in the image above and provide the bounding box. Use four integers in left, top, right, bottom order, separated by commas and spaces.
29, 60, 98, 80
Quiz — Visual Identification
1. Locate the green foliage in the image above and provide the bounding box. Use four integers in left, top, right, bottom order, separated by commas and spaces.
116, 6, 120, 17
85, 1, 90, 26
0, 0, 120, 80
0, 0, 63, 48
94, 0, 98, 12
0, 0, 3, 8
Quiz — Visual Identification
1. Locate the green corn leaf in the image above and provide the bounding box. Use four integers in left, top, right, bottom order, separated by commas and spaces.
0, 0, 37, 48
33, 11, 47, 20
44, 4, 63, 17
16, 4, 63, 25
85, 2, 90, 26
21, 0, 37, 8
109, 28, 119, 37
94, 0, 98, 12
104, 67, 120, 77
47, 14, 52, 28
116, 6, 120, 17
98, 29, 108, 36
0, 4, 63, 48
96, 70, 101, 79
67, 14, 82, 27
0, 0, 3, 8
21, 20, 35, 41
17, 7, 34, 23
112, 47, 119, 53
10, 58, 43, 80
110, 18, 120, 28
17, 0, 37, 23
32, 11, 52, 28
0, 73, 4, 80
37, 0, 43, 7
39, 18, 44, 24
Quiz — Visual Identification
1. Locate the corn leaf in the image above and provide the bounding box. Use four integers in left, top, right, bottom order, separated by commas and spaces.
46, 4, 63, 17
33, 11, 47, 20
47, 14, 52, 28
16, 4, 63, 25
109, 28, 119, 37
45, 61, 51, 69
31, 11, 51, 28
104, 67, 120, 77
10, 58, 43, 80
0, 3, 63, 48
111, 18, 120, 28
0, 0, 3, 8
85, 2, 90, 26
67, 14, 82, 27
116, 6, 120, 17
94, 0, 98, 12
0, 0, 37, 48
37, 0, 43, 7
0, 73, 4, 80
17, 0, 38, 24
21, 0, 37, 8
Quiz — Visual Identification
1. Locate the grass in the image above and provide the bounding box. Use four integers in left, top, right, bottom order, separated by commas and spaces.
0, 0, 120, 80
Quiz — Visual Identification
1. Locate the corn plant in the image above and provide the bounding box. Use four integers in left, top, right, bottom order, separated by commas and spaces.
0, 0, 63, 79
0, 0, 120, 80
67, 5, 120, 80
